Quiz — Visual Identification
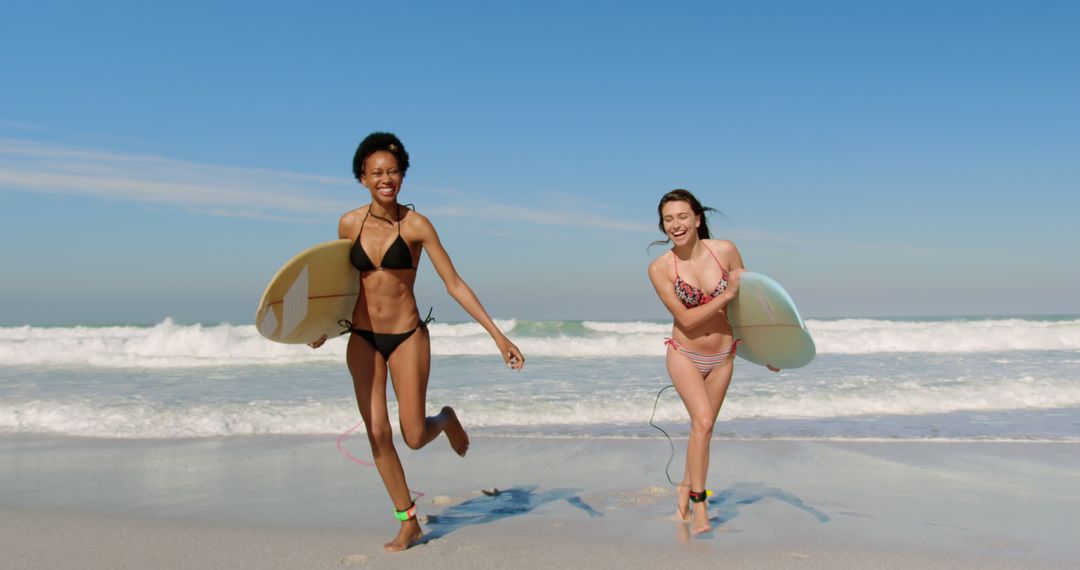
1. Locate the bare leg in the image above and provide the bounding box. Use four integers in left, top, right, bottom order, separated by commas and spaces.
667, 348, 712, 531
388, 325, 469, 456
346, 334, 421, 552
667, 346, 736, 533
696, 357, 735, 531
676, 465, 691, 520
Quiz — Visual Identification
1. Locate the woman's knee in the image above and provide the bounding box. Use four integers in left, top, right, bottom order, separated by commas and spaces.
366, 422, 394, 449
689, 416, 715, 438
400, 421, 426, 450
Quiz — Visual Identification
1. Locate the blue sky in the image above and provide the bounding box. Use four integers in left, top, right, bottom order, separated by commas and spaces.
2, 0, 1077, 325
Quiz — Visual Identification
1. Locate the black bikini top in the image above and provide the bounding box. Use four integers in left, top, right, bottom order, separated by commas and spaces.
350, 207, 416, 272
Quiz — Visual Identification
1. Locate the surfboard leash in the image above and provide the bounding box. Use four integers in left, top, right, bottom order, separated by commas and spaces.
333, 306, 435, 503
336, 421, 426, 502
649, 384, 716, 500
648, 384, 679, 486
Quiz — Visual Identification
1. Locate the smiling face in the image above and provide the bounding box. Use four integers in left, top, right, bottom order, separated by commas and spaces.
359, 150, 404, 205
661, 199, 700, 247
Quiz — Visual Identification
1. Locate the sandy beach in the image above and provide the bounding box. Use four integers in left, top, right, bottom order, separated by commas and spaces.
2, 435, 1077, 569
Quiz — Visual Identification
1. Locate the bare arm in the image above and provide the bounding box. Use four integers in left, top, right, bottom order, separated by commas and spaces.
309, 211, 362, 350
649, 242, 746, 331
700, 241, 779, 371
337, 214, 352, 239
712, 239, 746, 274
649, 261, 740, 331
416, 216, 524, 370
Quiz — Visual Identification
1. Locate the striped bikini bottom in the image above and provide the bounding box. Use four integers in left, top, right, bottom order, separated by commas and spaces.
664, 338, 741, 377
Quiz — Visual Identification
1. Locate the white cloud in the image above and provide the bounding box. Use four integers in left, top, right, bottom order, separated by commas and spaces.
0, 137, 659, 232
13, 138, 895, 245
0, 119, 47, 131
0, 138, 355, 221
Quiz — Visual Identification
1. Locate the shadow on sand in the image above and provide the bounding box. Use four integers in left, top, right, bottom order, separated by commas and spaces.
421, 482, 825, 544
709, 482, 830, 526
422, 486, 602, 542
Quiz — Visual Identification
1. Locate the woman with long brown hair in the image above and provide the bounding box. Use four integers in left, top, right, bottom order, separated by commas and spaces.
647, 189, 743, 534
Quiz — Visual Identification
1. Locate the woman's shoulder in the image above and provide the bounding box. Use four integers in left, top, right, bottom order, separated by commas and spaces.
340, 205, 368, 224
703, 238, 737, 253
648, 249, 674, 275
400, 206, 433, 231
401, 205, 430, 223
399, 207, 438, 243
338, 206, 367, 238
703, 239, 743, 270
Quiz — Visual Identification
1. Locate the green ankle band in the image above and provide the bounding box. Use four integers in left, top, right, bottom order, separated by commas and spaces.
394, 502, 417, 521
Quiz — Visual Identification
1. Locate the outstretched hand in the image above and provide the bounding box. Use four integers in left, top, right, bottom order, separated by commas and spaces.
498, 339, 525, 370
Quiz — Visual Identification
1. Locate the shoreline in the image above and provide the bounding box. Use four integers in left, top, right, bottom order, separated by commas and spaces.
2, 435, 1078, 568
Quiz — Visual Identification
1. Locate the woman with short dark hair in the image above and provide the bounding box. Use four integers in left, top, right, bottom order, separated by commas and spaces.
311, 132, 524, 551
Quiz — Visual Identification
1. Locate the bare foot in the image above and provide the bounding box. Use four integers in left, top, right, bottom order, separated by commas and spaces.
383, 519, 423, 552
692, 501, 711, 534
675, 485, 690, 521
677, 520, 691, 543
442, 406, 469, 457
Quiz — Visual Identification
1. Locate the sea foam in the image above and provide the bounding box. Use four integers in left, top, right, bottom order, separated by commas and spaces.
1, 317, 1078, 368
5, 369, 1079, 439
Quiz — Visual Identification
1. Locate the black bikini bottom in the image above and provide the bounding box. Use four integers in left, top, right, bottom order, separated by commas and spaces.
339, 309, 434, 360
349, 322, 424, 360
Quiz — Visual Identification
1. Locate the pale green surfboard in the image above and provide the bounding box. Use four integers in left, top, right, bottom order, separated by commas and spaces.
728, 272, 815, 370
255, 240, 359, 344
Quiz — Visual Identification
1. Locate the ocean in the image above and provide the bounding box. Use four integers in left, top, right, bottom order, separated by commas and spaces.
2, 316, 1079, 442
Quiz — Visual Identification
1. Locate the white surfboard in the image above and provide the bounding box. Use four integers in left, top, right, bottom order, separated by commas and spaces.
728, 272, 815, 370
255, 240, 359, 344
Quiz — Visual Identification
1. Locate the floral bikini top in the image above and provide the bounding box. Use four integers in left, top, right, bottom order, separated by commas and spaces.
673, 244, 729, 308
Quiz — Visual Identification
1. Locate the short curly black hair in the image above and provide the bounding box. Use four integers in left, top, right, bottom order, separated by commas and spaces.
352, 132, 410, 181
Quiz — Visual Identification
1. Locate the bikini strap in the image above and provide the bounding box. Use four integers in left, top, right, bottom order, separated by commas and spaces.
334, 317, 352, 336
701, 242, 725, 270
395, 203, 416, 236
672, 243, 723, 278
358, 208, 370, 239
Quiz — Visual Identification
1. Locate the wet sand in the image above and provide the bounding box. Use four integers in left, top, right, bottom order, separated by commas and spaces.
2, 435, 1077, 569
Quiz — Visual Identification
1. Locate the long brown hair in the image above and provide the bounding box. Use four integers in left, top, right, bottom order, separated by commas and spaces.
650, 189, 718, 247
